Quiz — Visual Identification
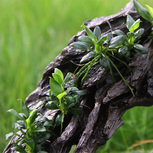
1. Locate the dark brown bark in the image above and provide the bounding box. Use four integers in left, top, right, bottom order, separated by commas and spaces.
3, 1, 153, 153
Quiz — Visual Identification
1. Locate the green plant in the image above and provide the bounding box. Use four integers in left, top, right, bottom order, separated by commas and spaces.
6, 100, 52, 153
45, 68, 85, 133
71, 14, 148, 95
133, 0, 153, 25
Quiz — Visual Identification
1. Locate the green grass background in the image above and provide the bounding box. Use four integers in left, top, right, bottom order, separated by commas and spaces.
0, 0, 153, 152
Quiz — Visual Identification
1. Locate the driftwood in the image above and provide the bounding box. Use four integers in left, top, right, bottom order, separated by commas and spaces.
4, 0, 153, 153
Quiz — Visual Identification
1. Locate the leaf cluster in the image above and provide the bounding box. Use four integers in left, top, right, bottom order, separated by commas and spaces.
46, 68, 85, 132
6, 100, 51, 153
70, 14, 147, 95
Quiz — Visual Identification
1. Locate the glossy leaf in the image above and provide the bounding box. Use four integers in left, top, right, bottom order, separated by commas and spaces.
81, 24, 97, 40
28, 109, 38, 125
118, 46, 130, 57
65, 95, 76, 103
75, 90, 85, 96
78, 35, 94, 45
33, 127, 46, 133
50, 78, 63, 96
54, 68, 64, 81
37, 133, 51, 144
133, 0, 153, 22
33, 101, 44, 110
57, 92, 67, 100
112, 29, 125, 36
134, 44, 148, 54
93, 26, 101, 40
105, 32, 113, 43
109, 35, 126, 48
97, 35, 107, 45
13, 146, 26, 153
63, 72, 73, 84
52, 73, 63, 85
135, 28, 144, 39
8, 109, 22, 119
55, 114, 62, 126
66, 87, 79, 93
129, 19, 141, 33
71, 41, 90, 50
126, 14, 135, 30
26, 138, 35, 151
146, 5, 153, 17
80, 52, 95, 64
99, 57, 110, 69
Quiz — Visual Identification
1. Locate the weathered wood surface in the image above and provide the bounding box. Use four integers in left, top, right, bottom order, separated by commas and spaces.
4, 0, 153, 152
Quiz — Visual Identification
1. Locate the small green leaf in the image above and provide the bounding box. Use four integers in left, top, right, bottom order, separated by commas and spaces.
80, 52, 96, 64
28, 109, 38, 125
57, 92, 67, 100
63, 72, 73, 84
133, 0, 153, 22
66, 87, 79, 93
5, 132, 14, 140
75, 90, 85, 96
99, 57, 110, 69
126, 14, 135, 30
52, 73, 63, 85
112, 29, 125, 36
33, 127, 46, 132
134, 44, 148, 54
13, 146, 26, 153
93, 26, 101, 40
134, 28, 144, 39
97, 35, 107, 45
33, 101, 44, 110
81, 24, 97, 41
65, 95, 76, 103
8, 109, 22, 119
55, 114, 62, 126
20, 100, 29, 117
78, 35, 94, 45
129, 19, 141, 33
37, 133, 51, 143
71, 41, 90, 50
118, 46, 130, 57
26, 138, 35, 151
109, 35, 126, 48
50, 78, 63, 96
15, 120, 25, 129
45, 101, 58, 110
146, 5, 153, 17
54, 68, 64, 81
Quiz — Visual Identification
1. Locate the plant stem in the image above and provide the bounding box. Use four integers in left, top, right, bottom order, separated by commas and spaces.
61, 112, 64, 134
105, 55, 135, 96
75, 55, 101, 83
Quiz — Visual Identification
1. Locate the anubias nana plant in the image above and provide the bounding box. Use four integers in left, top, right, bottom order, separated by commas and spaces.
6, 100, 52, 153
71, 14, 148, 95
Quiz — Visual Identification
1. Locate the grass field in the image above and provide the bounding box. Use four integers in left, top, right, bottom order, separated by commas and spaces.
0, 0, 153, 152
